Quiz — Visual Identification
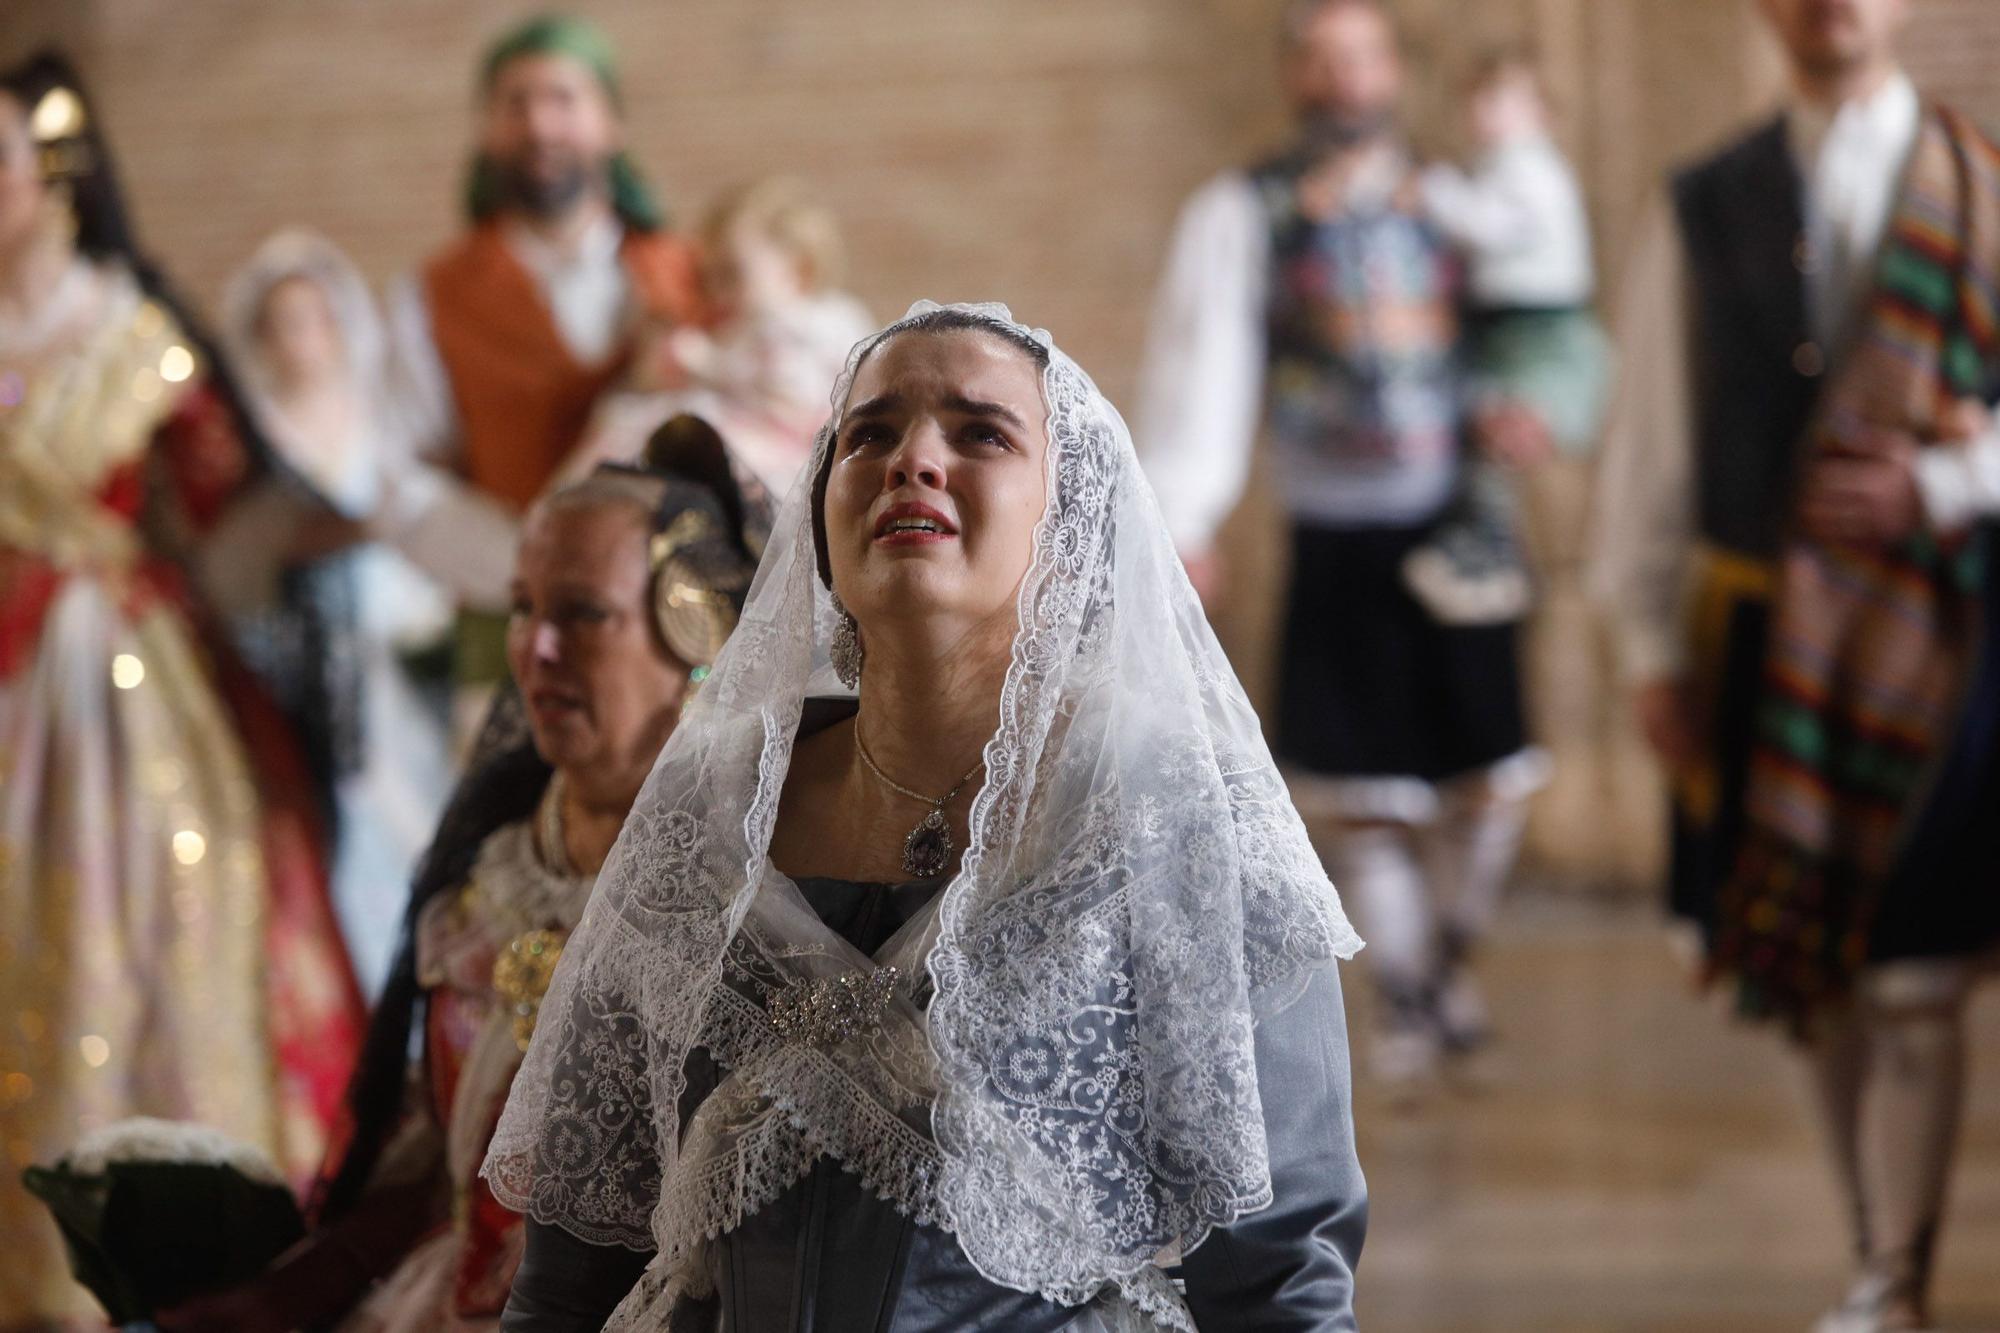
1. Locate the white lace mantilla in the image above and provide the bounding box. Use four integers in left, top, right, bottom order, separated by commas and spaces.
483, 302, 1361, 1331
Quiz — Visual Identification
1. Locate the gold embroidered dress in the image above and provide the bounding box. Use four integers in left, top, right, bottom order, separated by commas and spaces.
0, 259, 362, 1327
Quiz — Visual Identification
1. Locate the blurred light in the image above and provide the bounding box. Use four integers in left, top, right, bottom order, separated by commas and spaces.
159, 345, 194, 384
111, 654, 145, 689
78, 1035, 109, 1068
172, 830, 207, 866
131, 368, 162, 403
2, 1072, 32, 1103
30, 87, 85, 143
132, 302, 166, 339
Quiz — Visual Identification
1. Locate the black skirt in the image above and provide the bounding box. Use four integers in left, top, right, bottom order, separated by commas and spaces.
1871, 555, 2000, 962
1275, 522, 1528, 781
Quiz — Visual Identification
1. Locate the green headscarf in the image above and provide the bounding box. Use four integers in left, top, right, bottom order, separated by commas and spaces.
465, 13, 664, 231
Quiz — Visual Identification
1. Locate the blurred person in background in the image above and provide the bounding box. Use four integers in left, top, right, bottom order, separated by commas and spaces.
1593, 0, 2000, 1325
0, 52, 363, 1330
1135, 0, 1546, 1095
372, 14, 705, 730
151, 418, 763, 1333
574, 177, 874, 500
222, 229, 457, 999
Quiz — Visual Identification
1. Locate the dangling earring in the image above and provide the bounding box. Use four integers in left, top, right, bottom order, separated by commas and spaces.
830, 594, 864, 690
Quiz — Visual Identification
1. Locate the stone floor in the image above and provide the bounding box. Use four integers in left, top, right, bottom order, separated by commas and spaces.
1349, 896, 2000, 1333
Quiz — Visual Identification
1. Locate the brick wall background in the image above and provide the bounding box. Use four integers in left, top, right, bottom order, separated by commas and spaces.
0, 0, 1783, 396
6, 0, 1305, 399
7, 0, 1997, 886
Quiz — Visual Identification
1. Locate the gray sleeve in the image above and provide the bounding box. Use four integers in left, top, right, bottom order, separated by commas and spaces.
1179, 961, 1368, 1332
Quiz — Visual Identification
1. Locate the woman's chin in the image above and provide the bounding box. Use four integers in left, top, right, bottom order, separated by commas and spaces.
528, 724, 595, 774
852, 555, 972, 607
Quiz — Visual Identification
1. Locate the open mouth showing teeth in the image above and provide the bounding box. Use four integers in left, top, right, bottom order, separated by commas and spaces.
875, 504, 956, 538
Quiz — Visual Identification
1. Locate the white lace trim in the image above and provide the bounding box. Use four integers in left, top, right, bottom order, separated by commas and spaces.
464, 820, 594, 938
60, 1117, 286, 1185
1284, 745, 1552, 824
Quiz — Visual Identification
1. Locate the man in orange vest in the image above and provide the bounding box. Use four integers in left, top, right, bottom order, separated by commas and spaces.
375, 14, 703, 689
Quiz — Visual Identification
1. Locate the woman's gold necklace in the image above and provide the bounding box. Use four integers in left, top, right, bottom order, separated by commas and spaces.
853, 724, 982, 878
535, 771, 578, 875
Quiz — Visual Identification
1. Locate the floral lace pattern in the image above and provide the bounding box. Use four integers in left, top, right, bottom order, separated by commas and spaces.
483, 303, 1360, 1329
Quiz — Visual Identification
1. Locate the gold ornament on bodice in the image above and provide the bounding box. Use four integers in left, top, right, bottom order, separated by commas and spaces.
492, 929, 567, 1054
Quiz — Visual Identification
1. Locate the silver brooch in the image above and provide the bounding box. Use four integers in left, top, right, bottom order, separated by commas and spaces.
767, 966, 902, 1047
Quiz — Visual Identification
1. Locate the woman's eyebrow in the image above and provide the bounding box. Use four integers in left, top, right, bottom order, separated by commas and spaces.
846, 393, 905, 420
942, 394, 1026, 429
847, 391, 1026, 430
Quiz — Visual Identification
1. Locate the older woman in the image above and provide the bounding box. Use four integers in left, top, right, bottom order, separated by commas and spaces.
153, 418, 765, 1333
489, 303, 1368, 1331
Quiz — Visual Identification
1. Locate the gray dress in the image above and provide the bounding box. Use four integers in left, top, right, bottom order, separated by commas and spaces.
501, 875, 1367, 1332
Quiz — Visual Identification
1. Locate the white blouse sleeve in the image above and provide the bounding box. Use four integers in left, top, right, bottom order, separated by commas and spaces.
381, 273, 460, 467
365, 464, 522, 614
1915, 428, 2000, 533
1132, 172, 1271, 553
1589, 196, 1698, 685
368, 272, 523, 612
1419, 161, 1545, 257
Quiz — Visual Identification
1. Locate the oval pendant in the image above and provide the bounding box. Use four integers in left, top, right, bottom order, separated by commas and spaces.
902, 807, 953, 878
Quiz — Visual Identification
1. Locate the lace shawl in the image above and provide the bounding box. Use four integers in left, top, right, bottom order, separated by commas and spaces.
483, 302, 1361, 1329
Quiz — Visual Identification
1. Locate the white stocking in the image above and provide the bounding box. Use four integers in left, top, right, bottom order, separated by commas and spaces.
1321, 821, 1433, 1004
1421, 786, 1531, 954
1795, 960, 1975, 1318
1795, 1005, 1871, 1261
1859, 962, 1973, 1297
1416, 786, 1530, 1049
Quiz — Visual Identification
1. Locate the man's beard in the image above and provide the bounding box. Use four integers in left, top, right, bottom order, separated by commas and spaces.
1796, 40, 1870, 83
1295, 105, 1394, 154
491, 152, 601, 219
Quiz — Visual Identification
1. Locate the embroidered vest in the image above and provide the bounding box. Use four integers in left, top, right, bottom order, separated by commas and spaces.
1252, 149, 1462, 528
423, 226, 703, 510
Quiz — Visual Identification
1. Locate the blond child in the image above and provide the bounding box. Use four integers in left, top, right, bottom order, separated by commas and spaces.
572, 178, 871, 498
